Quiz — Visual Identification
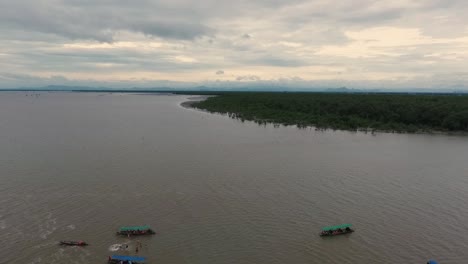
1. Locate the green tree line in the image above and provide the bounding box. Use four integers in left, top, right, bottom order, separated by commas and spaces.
191, 92, 468, 133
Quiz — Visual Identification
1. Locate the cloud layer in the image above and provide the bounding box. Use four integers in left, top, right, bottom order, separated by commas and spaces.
1, 0, 468, 89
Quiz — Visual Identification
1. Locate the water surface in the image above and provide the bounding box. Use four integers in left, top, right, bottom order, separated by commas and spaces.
0, 92, 467, 264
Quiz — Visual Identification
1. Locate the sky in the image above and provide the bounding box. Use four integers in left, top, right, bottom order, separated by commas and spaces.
1, 0, 468, 90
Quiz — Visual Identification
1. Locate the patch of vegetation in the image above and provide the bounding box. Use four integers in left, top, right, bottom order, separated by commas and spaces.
191, 92, 468, 133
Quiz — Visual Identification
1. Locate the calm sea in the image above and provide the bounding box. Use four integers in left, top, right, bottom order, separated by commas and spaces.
0, 92, 467, 264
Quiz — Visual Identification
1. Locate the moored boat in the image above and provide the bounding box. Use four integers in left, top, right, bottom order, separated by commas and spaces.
108, 255, 146, 264
59, 240, 88, 246
116, 225, 156, 236
319, 224, 354, 236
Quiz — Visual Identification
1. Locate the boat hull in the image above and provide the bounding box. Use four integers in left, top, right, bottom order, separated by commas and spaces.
320, 230, 354, 237
108, 260, 142, 264
116, 229, 156, 236
59, 241, 88, 246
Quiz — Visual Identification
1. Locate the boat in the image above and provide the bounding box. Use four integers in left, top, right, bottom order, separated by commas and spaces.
108, 255, 146, 264
319, 224, 354, 236
59, 240, 88, 246
116, 225, 156, 236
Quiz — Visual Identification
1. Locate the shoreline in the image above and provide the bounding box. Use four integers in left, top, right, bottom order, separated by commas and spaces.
181, 96, 468, 136
180, 95, 211, 109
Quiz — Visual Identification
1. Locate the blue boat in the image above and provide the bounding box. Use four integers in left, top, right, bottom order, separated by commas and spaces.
108, 255, 146, 264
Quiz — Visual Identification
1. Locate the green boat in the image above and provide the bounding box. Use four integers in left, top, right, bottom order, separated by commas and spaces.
116, 225, 156, 236
320, 224, 354, 236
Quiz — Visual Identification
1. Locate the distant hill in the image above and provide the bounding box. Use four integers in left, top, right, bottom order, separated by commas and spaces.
1, 85, 467, 94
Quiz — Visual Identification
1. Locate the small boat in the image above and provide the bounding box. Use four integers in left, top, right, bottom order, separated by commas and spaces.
108, 255, 146, 264
116, 225, 156, 236
319, 224, 354, 237
59, 240, 88, 246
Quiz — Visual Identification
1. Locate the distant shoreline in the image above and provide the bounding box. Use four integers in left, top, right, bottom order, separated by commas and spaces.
1, 88, 468, 95
183, 92, 468, 135
180, 95, 211, 109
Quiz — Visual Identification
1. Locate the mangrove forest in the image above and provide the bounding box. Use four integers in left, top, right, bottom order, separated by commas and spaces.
191, 92, 468, 133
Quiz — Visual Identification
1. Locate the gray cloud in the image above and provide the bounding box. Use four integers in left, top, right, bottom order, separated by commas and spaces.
246, 56, 309, 67
341, 8, 403, 24
1, 0, 468, 89
0, 0, 309, 42
236, 75, 261, 81
0, 1, 213, 41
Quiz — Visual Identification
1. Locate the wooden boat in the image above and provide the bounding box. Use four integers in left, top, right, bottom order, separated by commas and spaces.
319, 224, 354, 237
116, 225, 156, 236
108, 255, 146, 264
59, 240, 88, 246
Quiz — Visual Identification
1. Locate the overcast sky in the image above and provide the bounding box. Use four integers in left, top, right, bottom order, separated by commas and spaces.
1, 0, 468, 89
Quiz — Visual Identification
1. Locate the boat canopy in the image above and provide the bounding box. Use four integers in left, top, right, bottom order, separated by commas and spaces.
119, 225, 151, 232
322, 224, 352, 231
111, 255, 146, 262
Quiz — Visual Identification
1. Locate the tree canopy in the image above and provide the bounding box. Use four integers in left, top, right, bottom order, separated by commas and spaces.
192, 92, 468, 133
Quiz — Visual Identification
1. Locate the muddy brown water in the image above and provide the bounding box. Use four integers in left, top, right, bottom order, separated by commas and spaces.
0, 92, 467, 264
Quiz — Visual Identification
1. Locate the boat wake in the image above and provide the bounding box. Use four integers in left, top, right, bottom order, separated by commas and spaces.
33, 241, 57, 249
108, 244, 121, 251
109, 243, 130, 252
39, 212, 57, 239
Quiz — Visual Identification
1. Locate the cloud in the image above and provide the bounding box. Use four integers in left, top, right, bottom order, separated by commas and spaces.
1, 0, 468, 89
0, 1, 213, 42
174, 56, 197, 63
236, 75, 261, 81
